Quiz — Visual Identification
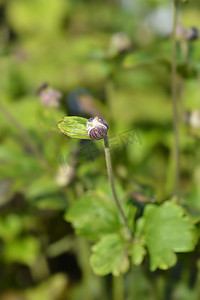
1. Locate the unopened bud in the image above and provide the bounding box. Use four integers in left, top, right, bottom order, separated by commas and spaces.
86, 116, 108, 140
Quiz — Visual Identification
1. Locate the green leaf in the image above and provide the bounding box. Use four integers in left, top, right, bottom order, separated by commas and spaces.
0, 214, 24, 241
137, 200, 198, 271
3, 236, 40, 265
66, 182, 136, 241
57, 116, 91, 140
130, 241, 146, 266
7, 0, 70, 36
90, 234, 129, 276
25, 274, 67, 300
26, 175, 68, 210
66, 191, 123, 241
122, 53, 155, 69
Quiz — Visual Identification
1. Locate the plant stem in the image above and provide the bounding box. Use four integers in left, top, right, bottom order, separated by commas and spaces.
104, 135, 133, 241
171, 0, 180, 194
77, 237, 94, 300
112, 275, 124, 300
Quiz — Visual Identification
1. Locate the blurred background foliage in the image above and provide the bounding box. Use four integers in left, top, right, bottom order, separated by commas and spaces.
0, 0, 200, 299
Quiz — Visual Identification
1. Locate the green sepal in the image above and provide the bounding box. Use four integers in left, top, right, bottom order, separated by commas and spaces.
57, 116, 91, 139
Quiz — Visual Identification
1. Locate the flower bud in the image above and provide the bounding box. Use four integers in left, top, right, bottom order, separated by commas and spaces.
183, 110, 200, 128
109, 32, 131, 55
86, 116, 108, 140
186, 27, 198, 41
37, 83, 62, 108
176, 23, 187, 40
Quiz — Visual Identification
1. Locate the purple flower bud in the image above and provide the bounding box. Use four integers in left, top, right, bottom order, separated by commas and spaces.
86, 116, 108, 140
176, 23, 187, 40
37, 83, 62, 108
186, 27, 198, 41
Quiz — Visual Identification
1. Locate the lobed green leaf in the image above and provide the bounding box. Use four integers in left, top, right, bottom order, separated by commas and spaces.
136, 200, 198, 271
65, 182, 136, 242
90, 233, 129, 276
65, 191, 123, 241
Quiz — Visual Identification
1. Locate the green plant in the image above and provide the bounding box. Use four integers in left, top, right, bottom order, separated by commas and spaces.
1, 0, 200, 299
57, 116, 198, 279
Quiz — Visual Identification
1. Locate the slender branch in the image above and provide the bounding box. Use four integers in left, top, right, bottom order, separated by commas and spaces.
171, 1, 180, 194
104, 135, 133, 241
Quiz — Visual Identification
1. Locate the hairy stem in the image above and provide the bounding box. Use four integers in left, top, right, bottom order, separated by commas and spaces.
104, 135, 133, 241
171, 0, 180, 194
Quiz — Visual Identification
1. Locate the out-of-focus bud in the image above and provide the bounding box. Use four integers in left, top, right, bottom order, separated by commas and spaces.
55, 164, 76, 187
185, 27, 199, 41
108, 32, 132, 55
55, 148, 78, 187
37, 83, 62, 107
175, 23, 198, 42
176, 23, 187, 40
183, 110, 200, 128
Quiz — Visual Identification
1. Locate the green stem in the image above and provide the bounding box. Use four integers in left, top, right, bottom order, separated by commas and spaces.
104, 135, 133, 241
171, 0, 180, 194
77, 237, 94, 300
30, 254, 50, 282
112, 275, 124, 300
